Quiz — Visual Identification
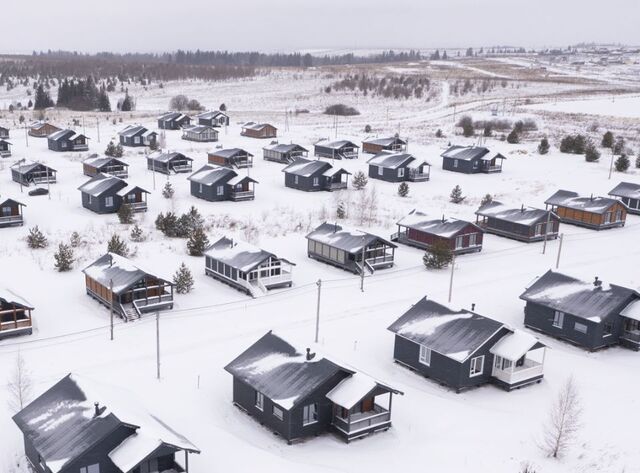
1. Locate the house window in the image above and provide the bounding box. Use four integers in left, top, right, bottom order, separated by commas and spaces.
419, 345, 431, 366
255, 391, 264, 411
127, 194, 136, 202
453, 159, 458, 168
398, 167, 405, 178
294, 175, 299, 184
80, 464, 100, 473
302, 403, 318, 426
313, 177, 319, 186
1, 206, 10, 216
470, 356, 484, 377
455, 235, 464, 249
105, 196, 114, 208
378, 166, 384, 176
61, 142, 67, 149
134, 136, 141, 144
604, 212, 612, 224
615, 210, 622, 221
603, 321, 613, 336
469, 233, 477, 247
574, 322, 588, 334
273, 405, 284, 421
216, 185, 224, 196
198, 183, 203, 193
534, 223, 544, 236
552, 311, 564, 328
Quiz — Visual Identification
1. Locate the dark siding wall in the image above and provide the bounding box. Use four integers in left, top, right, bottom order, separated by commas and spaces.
284, 173, 324, 192
190, 181, 227, 201
368, 165, 406, 183
442, 157, 477, 174
59, 425, 134, 473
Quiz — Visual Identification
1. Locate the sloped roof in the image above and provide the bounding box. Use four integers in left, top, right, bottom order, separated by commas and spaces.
82, 253, 169, 294
263, 143, 308, 154
10, 161, 56, 175
282, 158, 331, 177
387, 297, 504, 362
83, 155, 128, 169
544, 190, 622, 214
315, 140, 359, 150
204, 237, 280, 272
78, 173, 127, 197
209, 148, 253, 159
362, 136, 406, 147
182, 124, 218, 135
116, 184, 149, 197
187, 164, 236, 186
242, 122, 276, 131
0, 198, 25, 208
367, 152, 420, 169
326, 372, 401, 410
489, 331, 544, 361
397, 210, 480, 238
441, 145, 506, 162
608, 182, 640, 200
147, 152, 193, 164
118, 124, 148, 137
306, 223, 396, 253
475, 201, 554, 226
47, 129, 75, 141
196, 110, 227, 120
157, 111, 189, 122
0, 287, 34, 310
519, 270, 639, 323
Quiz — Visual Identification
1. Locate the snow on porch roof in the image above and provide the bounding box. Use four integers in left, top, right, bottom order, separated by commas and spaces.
326, 372, 402, 410
609, 181, 640, 200
620, 299, 640, 322
475, 201, 553, 226
397, 210, 478, 238
489, 331, 545, 361
306, 222, 396, 253
204, 236, 284, 273
82, 253, 170, 294
544, 190, 622, 214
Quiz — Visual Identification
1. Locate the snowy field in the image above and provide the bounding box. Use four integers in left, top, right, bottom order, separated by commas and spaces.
526, 94, 640, 118
1, 65, 640, 473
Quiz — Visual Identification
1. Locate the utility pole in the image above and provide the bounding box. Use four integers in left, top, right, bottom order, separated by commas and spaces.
46, 163, 51, 200
96, 117, 100, 143
156, 311, 161, 380
448, 253, 456, 303
555, 233, 564, 269
314, 279, 322, 343
608, 148, 615, 180
24, 125, 29, 147
542, 210, 552, 254
360, 237, 366, 292
109, 279, 114, 341
82, 115, 86, 136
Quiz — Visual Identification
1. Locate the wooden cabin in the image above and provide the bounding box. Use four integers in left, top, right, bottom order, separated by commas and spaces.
609, 182, 640, 215
0, 139, 12, 157
78, 174, 149, 214
393, 210, 483, 255
13, 374, 200, 473
196, 110, 229, 127
205, 237, 295, 296
225, 331, 402, 443
314, 140, 359, 160
47, 129, 89, 152
475, 201, 560, 242
157, 111, 191, 129
118, 124, 157, 147
188, 164, 258, 202
181, 124, 219, 142
306, 223, 396, 274
208, 148, 254, 168
11, 161, 57, 186
241, 122, 277, 139
521, 270, 640, 351
147, 151, 193, 174
82, 253, 174, 320
28, 121, 61, 138
0, 199, 25, 227
362, 136, 407, 154
389, 297, 546, 392
282, 158, 350, 192
544, 190, 627, 230
263, 143, 308, 163
0, 290, 33, 340
367, 152, 430, 183
0, 126, 8, 139
441, 145, 506, 174
82, 155, 129, 178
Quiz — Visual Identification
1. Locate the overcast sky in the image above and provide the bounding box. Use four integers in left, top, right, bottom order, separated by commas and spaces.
3, 0, 639, 54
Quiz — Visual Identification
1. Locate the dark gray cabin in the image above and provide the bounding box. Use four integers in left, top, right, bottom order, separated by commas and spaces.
188, 164, 258, 202
388, 297, 546, 392
196, 110, 229, 127
225, 331, 402, 443
157, 111, 191, 130
392, 210, 484, 255
282, 158, 350, 192
208, 148, 254, 168
117, 125, 157, 147
520, 270, 640, 351
475, 201, 560, 242
11, 162, 57, 186
146, 152, 193, 174
609, 182, 640, 215
83, 155, 129, 178
0, 139, 11, 157
47, 129, 89, 152
78, 174, 149, 214
263, 143, 309, 163
0, 198, 25, 227
362, 136, 407, 154
544, 190, 627, 230
13, 374, 199, 473
0, 125, 9, 139
204, 237, 295, 297
441, 145, 506, 174
367, 152, 430, 183
306, 222, 396, 273
0, 290, 33, 340
314, 140, 359, 160
181, 124, 219, 142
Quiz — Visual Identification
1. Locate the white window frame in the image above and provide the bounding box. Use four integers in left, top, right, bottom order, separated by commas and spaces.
574, 322, 588, 334
198, 183, 203, 193
398, 167, 405, 178
419, 345, 431, 366
469, 233, 477, 247
469, 355, 484, 377
105, 196, 114, 208
80, 464, 100, 473
604, 211, 611, 224
255, 391, 264, 411
2, 206, 11, 216
216, 185, 224, 196
378, 166, 384, 176
455, 235, 464, 249
313, 177, 319, 187
453, 159, 458, 168
273, 405, 284, 421
134, 136, 141, 144
302, 403, 318, 426
553, 311, 564, 329
294, 175, 299, 185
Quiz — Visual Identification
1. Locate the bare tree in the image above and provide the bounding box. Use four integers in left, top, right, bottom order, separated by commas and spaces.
367, 187, 379, 225
542, 377, 582, 458
7, 352, 33, 413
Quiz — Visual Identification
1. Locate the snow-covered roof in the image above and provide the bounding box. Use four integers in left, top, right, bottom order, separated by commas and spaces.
315, 139, 359, 150
77, 173, 127, 197
47, 129, 76, 142
82, 253, 170, 294
362, 136, 406, 147
325, 372, 400, 409
205, 237, 285, 272
519, 270, 639, 323
209, 148, 253, 159
306, 223, 396, 254
608, 182, 640, 200
10, 161, 56, 175
545, 190, 622, 214
118, 124, 149, 137
116, 184, 149, 197
282, 157, 331, 177
0, 198, 25, 208
441, 145, 505, 162
188, 164, 236, 186
0, 287, 34, 310
620, 299, 640, 322
83, 155, 128, 169
489, 331, 544, 361
397, 210, 480, 238
147, 151, 192, 164
182, 124, 218, 135
196, 110, 228, 120
475, 201, 554, 226
367, 152, 425, 169
157, 111, 189, 122
387, 297, 505, 362
242, 122, 276, 131
263, 143, 308, 154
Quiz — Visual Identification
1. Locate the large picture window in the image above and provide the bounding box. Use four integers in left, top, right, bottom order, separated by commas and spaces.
302, 403, 318, 426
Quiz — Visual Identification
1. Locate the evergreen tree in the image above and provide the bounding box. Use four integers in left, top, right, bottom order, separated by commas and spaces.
157, 212, 179, 237
162, 181, 175, 199
54, 243, 74, 272
615, 154, 630, 172
173, 263, 194, 294
69, 231, 82, 248
105, 140, 117, 157
113, 143, 124, 158
33, 84, 54, 109
26, 226, 48, 249
636, 155, 640, 169
507, 129, 520, 144
584, 142, 600, 162
155, 212, 166, 232
613, 136, 626, 155
450, 185, 465, 204
117, 203, 134, 224
336, 201, 346, 219
480, 193, 493, 206
177, 206, 204, 238
107, 234, 129, 257
121, 93, 133, 112
130, 224, 145, 242
187, 226, 210, 256
458, 116, 474, 137
601, 131, 614, 148
398, 182, 409, 197
352, 170, 368, 190
423, 241, 453, 270
97, 84, 111, 112
219, 103, 227, 111
538, 137, 550, 155
435, 129, 443, 138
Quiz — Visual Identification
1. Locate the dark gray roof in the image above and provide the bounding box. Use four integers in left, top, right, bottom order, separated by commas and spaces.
0, 198, 25, 207
196, 110, 227, 120
158, 111, 189, 122
397, 210, 480, 237
188, 164, 236, 186
83, 155, 128, 169
544, 190, 622, 214
282, 158, 331, 177
147, 152, 192, 164
182, 124, 217, 134
11, 161, 56, 175
242, 122, 276, 131
118, 125, 151, 137
608, 182, 640, 200
475, 201, 554, 226
441, 145, 506, 162
315, 140, 359, 150
367, 152, 426, 169
82, 253, 169, 294
387, 297, 505, 362
519, 270, 639, 323
263, 143, 308, 154
209, 148, 253, 159
306, 223, 396, 253
47, 129, 77, 142
205, 237, 276, 272
77, 173, 127, 197
224, 331, 352, 410
362, 136, 407, 146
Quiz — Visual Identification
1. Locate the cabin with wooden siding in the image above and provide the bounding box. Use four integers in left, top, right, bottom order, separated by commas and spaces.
475, 201, 560, 242
181, 124, 219, 142
441, 145, 506, 174
0, 290, 33, 340
11, 161, 57, 186
78, 174, 149, 214
282, 158, 350, 192
263, 143, 308, 163
0, 139, 12, 157
608, 182, 640, 215
196, 110, 229, 127
314, 140, 359, 160
157, 111, 191, 130
389, 297, 547, 392
147, 152, 193, 174
362, 136, 407, 154
367, 152, 431, 183
47, 129, 89, 152
82, 155, 129, 178
241, 122, 277, 139
188, 164, 258, 202
83, 253, 174, 320
118, 125, 157, 148
392, 210, 483, 255
225, 331, 402, 443
0, 199, 25, 227
208, 148, 254, 168
28, 121, 61, 138
544, 190, 627, 230
306, 223, 396, 274
0, 126, 8, 139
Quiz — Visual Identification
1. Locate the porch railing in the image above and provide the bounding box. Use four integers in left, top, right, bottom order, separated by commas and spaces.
230, 190, 255, 201
0, 215, 23, 225
622, 330, 640, 343
133, 294, 173, 313
333, 405, 391, 434
0, 317, 32, 332
328, 181, 348, 190
366, 254, 394, 267
492, 359, 544, 385
126, 202, 148, 212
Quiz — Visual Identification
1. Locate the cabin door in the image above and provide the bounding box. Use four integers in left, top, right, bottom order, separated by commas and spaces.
361, 398, 374, 412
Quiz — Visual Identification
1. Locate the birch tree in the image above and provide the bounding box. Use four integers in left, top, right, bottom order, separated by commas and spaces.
7, 352, 33, 413
542, 377, 582, 458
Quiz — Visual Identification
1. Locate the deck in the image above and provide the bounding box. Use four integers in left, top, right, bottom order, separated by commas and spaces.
0, 215, 24, 227
332, 405, 392, 442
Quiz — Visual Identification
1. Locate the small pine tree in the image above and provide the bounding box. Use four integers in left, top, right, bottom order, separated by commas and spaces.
173, 263, 194, 294
364, 124, 372, 133
601, 131, 614, 148
423, 241, 453, 269
507, 129, 520, 144
458, 116, 474, 137
352, 171, 368, 191
107, 234, 129, 257
113, 143, 124, 158
186, 226, 210, 256
336, 201, 346, 219
480, 194, 493, 206
435, 129, 443, 138
162, 181, 175, 199
26, 226, 48, 249
121, 93, 133, 112
615, 154, 630, 172
219, 103, 227, 112
69, 231, 82, 248
584, 142, 600, 162
450, 185, 465, 204
130, 224, 145, 242
636, 155, 640, 169
398, 182, 409, 197
117, 203, 134, 224
105, 140, 117, 157
148, 139, 159, 151
613, 136, 626, 155
538, 137, 550, 155
54, 243, 74, 272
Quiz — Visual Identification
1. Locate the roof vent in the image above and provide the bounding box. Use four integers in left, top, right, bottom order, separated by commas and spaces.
471, 303, 476, 311
306, 348, 316, 361
442, 214, 445, 223
93, 402, 105, 418
594, 276, 602, 288
521, 204, 525, 213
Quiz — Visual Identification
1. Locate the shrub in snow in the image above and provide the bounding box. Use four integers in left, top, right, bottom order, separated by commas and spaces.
130, 224, 145, 242
559, 134, 586, 154
26, 226, 48, 249
538, 137, 550, 155
105, 140, 123, 158
613, 136, 626, 155
187, 226, 210, 257
324, 103, 360, 116
480, 193, 493, 206
457, 115, 474, 137
584, 142, 600, 162
423, 241, 452, 269
615, 154, 630, 172
178, 206, 204, 238
601, 131, 614, 148
219, 103, 227, 111
54, 243, 74, 272
69, 231, 82, 248
107, 234, 129, 257
364, 124, 372, 133
336, 201, 346, 219
483, 124, 492, 137
117, 203, 134, 224
173, 263, 194, 294
636, 155, 640, 169
435, 129, 443, 138
162, 181, 174, 199
506, 129, 520, 144
398, 182, 409, 197
352, 171, 368, 191
450, 185, 465, 204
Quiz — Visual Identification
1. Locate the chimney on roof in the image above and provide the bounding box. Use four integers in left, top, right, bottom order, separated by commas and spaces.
442, 214, 445, 223
521, 204, 525, 213
471, 303, 476, 311
306, 348, 316, 361
333, 222, 338, 233
108, 254, 114, 267
94, 402, 101, 418
590, 193, 594, 201
594, 276, 602, 288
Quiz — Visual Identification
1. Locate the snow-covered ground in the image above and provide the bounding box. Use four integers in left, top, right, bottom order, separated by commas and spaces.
1, 65, 640, 473
526, 94, 640, 118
